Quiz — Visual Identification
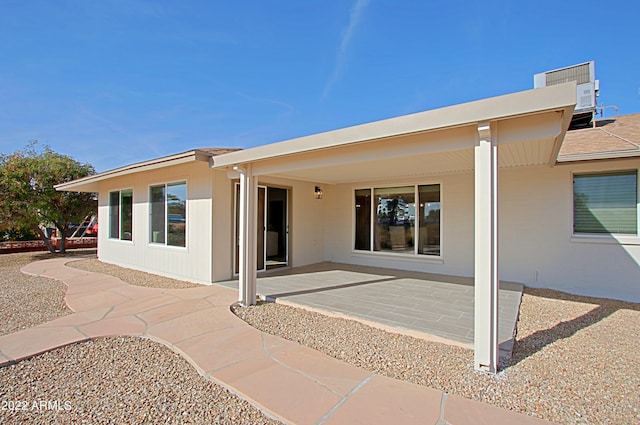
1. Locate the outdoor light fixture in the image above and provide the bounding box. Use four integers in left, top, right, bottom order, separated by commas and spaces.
314, 186, 323, 200
232, 165, 246, 174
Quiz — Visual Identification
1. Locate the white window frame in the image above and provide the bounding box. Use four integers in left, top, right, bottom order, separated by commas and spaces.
352, 182, 443, 260
571, 169, 640, 246
148, 180, 188, 249
108, 188, 133, 242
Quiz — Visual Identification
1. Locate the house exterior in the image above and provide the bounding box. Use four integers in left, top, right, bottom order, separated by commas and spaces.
57, 82, 640, 372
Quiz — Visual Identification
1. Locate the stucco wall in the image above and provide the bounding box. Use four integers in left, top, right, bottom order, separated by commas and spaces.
97, 161, 214, 284
211, 170, 234, 281
324, 159, 640, 302
500, 158, 640, 302
94, 156, 639, 302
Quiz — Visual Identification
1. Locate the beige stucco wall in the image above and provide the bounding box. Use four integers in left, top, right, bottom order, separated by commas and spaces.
211, 169, 234, 282
97, 161, 215, 284
500, 158, 640, 302
96, 164, 328, 284
94, 155, 639, 302
324, 159, 640, 302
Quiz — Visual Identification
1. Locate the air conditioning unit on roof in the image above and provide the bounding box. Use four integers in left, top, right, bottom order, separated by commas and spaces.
534, 61, 599, 113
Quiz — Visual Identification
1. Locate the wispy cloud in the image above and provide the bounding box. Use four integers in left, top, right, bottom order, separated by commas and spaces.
237, 92, 296, 119
322, 0, 370, 99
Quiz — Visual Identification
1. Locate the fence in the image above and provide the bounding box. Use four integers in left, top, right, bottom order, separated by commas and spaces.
0, 238, 97, 254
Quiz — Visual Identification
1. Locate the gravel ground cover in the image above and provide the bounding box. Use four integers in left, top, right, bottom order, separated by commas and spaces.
0, 336, 281, 425
233, 289, 640, 424
1, 253, 281, 424
0, 251, 78, 336
6, 254, 639, 424
68, 258, 200, 289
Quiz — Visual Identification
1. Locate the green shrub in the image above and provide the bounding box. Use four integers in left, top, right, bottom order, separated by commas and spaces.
1, 227, 39, 241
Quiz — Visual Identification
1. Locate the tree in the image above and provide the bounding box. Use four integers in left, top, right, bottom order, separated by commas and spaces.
0, 142, 96, 253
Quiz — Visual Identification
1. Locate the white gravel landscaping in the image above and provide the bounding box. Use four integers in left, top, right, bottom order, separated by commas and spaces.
0, 252, 73, 336
233, 289, 640, 425
0, 253, 281, 425
68, 258, 201, 289
0, 336, 281, 425
2, 253, 639, 424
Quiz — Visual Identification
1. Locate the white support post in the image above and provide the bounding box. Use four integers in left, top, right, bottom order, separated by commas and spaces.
474, 122, 499, 373
236, 164, 257, 306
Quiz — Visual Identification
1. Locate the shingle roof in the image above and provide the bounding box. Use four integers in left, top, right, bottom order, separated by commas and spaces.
197, 147, 242, 156
557, 113, 640, 162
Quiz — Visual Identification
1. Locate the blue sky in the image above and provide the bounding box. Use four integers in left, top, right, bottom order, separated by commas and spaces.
1, 0, 639, 172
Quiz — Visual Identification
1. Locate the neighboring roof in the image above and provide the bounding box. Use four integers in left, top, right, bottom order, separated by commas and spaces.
210, 83, 576, 170
557, 113, 640, 162
55, 148, 240, 192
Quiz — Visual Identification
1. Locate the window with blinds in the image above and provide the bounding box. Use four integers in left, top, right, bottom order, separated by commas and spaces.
573, 171, 638, 234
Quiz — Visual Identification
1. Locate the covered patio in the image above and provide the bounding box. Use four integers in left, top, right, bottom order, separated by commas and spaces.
212, 83, 576, 373
218, 262, 524, 364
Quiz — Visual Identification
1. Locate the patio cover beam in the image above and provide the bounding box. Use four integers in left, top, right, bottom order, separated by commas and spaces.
236, 164, 258, 306
474, 122, 499, 373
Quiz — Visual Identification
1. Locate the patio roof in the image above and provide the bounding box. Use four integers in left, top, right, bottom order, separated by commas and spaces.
55, 84, 575, 192
212, 83, 576, 183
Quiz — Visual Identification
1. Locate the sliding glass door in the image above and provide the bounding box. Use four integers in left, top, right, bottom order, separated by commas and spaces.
234, 184, 289, 274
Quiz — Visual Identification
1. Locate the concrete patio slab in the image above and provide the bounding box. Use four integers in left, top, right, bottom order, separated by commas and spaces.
218, 262, 523, 358
0, 257, 554, 425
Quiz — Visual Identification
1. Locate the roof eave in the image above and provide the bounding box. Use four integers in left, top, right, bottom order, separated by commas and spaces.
557, 150, 640, 163
549, 104, 576, 166
211, 82, 577, 169
55, 149, 213, 192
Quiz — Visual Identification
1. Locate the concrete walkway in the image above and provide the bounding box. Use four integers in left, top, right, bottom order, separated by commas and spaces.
0, 258, 553, 425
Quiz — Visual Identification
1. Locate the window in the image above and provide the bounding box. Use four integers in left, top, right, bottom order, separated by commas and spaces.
355, 184, 440, 256
109, 189, 133, 241
354, 189, 371, 250
573, 171, 638, 235
375, 186, 415, 253
150, 181, 187, 247
418, 184, 441, 255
